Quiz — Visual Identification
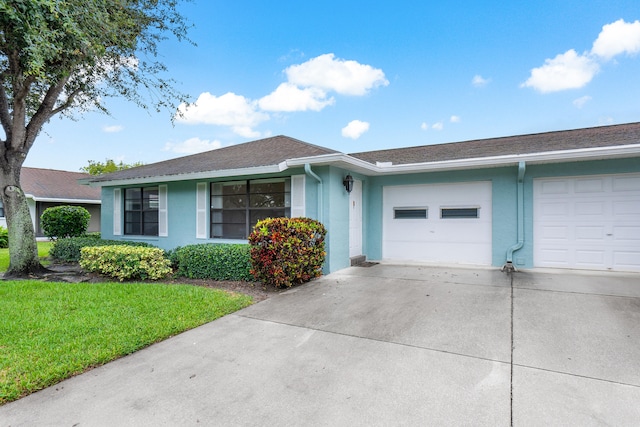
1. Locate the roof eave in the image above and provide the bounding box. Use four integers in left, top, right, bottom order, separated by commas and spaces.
86, 144, 640, 187
86, 164, 287, 187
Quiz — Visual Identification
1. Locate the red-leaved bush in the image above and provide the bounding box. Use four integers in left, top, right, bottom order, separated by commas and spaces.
248, 217, 326, 288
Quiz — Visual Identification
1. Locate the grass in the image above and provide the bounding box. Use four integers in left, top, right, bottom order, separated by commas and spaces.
0, 241, 53, 272
0, 280, 254, 404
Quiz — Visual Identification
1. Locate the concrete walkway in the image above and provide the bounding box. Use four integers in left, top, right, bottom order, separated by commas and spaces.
1, 264, 639, 426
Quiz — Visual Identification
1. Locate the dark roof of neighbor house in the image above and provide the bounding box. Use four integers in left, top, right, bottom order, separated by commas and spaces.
349, 122, 640, 165
21, 167, 101, 201
89, 135, 339, 183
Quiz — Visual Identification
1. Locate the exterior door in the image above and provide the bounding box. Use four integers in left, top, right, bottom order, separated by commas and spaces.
349, 179, 363, 257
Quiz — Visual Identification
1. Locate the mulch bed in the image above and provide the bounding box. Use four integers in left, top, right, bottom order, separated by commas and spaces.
41, 262, 285, 302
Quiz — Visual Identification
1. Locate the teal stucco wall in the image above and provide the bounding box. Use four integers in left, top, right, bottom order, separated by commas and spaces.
99, 157, 639, 274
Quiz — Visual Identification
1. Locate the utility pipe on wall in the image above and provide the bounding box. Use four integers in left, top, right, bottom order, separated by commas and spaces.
304, 164, 323, 223
503, 161, 526, 272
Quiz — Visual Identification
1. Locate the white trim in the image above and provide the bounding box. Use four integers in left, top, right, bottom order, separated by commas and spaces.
113, 189, 121, 235
158, 185, 168, 237
290, 174, 305, 217
196, 182, 207, 239
25, 195, 100, 204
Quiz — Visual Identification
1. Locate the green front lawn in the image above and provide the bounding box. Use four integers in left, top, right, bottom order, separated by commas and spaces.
0, 280, 253, 404
0, 241, 53, 272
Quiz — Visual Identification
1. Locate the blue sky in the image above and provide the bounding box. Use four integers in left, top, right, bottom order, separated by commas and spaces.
24, 0, 640, 172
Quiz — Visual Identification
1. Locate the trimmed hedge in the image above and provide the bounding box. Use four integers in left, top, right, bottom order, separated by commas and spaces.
248, 217, 326, 288
0, 225, 8, 249
170, 244, 253, 281
50, 236, 153, 262
80, 245, 172, 281
41, 205, 91, 239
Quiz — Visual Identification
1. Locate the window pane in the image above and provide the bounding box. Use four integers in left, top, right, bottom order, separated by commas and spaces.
125, 222, 141, 235
143, 222, 159, 236
125, 188, 141, 200
213, 210, 245, 224
250, 181, 285, 194
222, 194, 246, 209
394, 208, 428, 219
250, 193, 285, 208
222, 183, 246, 195
222, 223, 246, 239
441, 208, 479, 219
250, 209, 286, 225
143, 211, 158, 223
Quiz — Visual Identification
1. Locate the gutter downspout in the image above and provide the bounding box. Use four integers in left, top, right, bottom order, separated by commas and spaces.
304, 164, 323, 223
503, 161, 526, 272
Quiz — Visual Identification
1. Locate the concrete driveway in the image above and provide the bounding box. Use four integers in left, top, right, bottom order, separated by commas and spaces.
1, 264, 639, 426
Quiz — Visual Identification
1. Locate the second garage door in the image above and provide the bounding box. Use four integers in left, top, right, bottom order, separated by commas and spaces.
382, 181, 492, 265
534, 173, 640, 272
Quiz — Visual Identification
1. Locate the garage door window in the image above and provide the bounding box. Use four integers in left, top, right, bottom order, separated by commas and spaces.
441, 207, 479, 219
394, 208, 428, 219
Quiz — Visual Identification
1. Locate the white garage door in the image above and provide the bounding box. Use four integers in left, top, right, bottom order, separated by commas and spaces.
382, 181, 492, 265
534, 173, 640, 272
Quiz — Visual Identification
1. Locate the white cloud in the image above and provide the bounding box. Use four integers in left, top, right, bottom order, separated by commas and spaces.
102, 125, 123, 133
176, 92, 269, 138
286, 53, 389, 96
341, 120, 370, 139
432, 122, 444, 131
472, 75, 491, 87
450, 115, 461, 123
258, 83, 334, 112
592, 19, 640, 60
573, 95, 592, 108
521, 49, 599, 93
163, 137, 222, 154
175, 54, 387, 137
420, 122, 429, 130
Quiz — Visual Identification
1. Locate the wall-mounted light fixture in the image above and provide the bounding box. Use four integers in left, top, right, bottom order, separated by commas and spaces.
343, 174, 354, 193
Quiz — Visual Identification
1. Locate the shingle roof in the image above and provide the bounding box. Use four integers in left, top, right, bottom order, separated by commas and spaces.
21, 168, 101, 201
89, 135, 339, 183
349, 122, 640, 165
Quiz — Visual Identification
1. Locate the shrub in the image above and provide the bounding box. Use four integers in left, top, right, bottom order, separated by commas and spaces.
248, 217, 326, 288
80, 245, 172, 281
41, 205, 91, 239
0, 225, 8, 249
50, 236, 152, 262
171, 244, 253, 281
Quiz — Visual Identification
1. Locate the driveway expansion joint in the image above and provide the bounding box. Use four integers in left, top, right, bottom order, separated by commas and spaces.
234, 313, 511, 365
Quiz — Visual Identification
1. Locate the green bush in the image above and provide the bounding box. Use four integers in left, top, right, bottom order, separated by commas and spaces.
0, 225, 8, 249
80, 245, 172, 281
248, 217, 326, 288
50, 236, 152, 262
40, 205, 91, 239
171, 244, 253, 281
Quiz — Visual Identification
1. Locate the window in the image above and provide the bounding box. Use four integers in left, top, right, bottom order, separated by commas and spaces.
211, 178, 291, 239
124, 187, 159, 235
0, 200, 4, 217
441, 207, 479, 219
394, 208, 428, 219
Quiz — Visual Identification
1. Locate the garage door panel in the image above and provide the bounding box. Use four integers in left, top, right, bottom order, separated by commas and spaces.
613, 175, 640, 191
613, 251, 640, 270
534, 173, 640, 272
383, 182, 492, 265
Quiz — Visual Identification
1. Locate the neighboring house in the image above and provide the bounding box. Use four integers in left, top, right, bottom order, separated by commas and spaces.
0, 168, 102, 237
87, 122, 640, 273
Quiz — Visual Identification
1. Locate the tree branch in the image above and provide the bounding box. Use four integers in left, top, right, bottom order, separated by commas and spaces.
23, 76, 69, 153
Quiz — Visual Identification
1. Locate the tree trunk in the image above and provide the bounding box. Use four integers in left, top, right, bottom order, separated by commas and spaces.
1, 167, 46, 278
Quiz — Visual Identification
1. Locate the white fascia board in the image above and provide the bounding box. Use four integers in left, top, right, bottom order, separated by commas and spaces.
87, 165, 285, 187
30, 197, 101, 204
289, 145, 640, 175
374, 144, 640, 175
